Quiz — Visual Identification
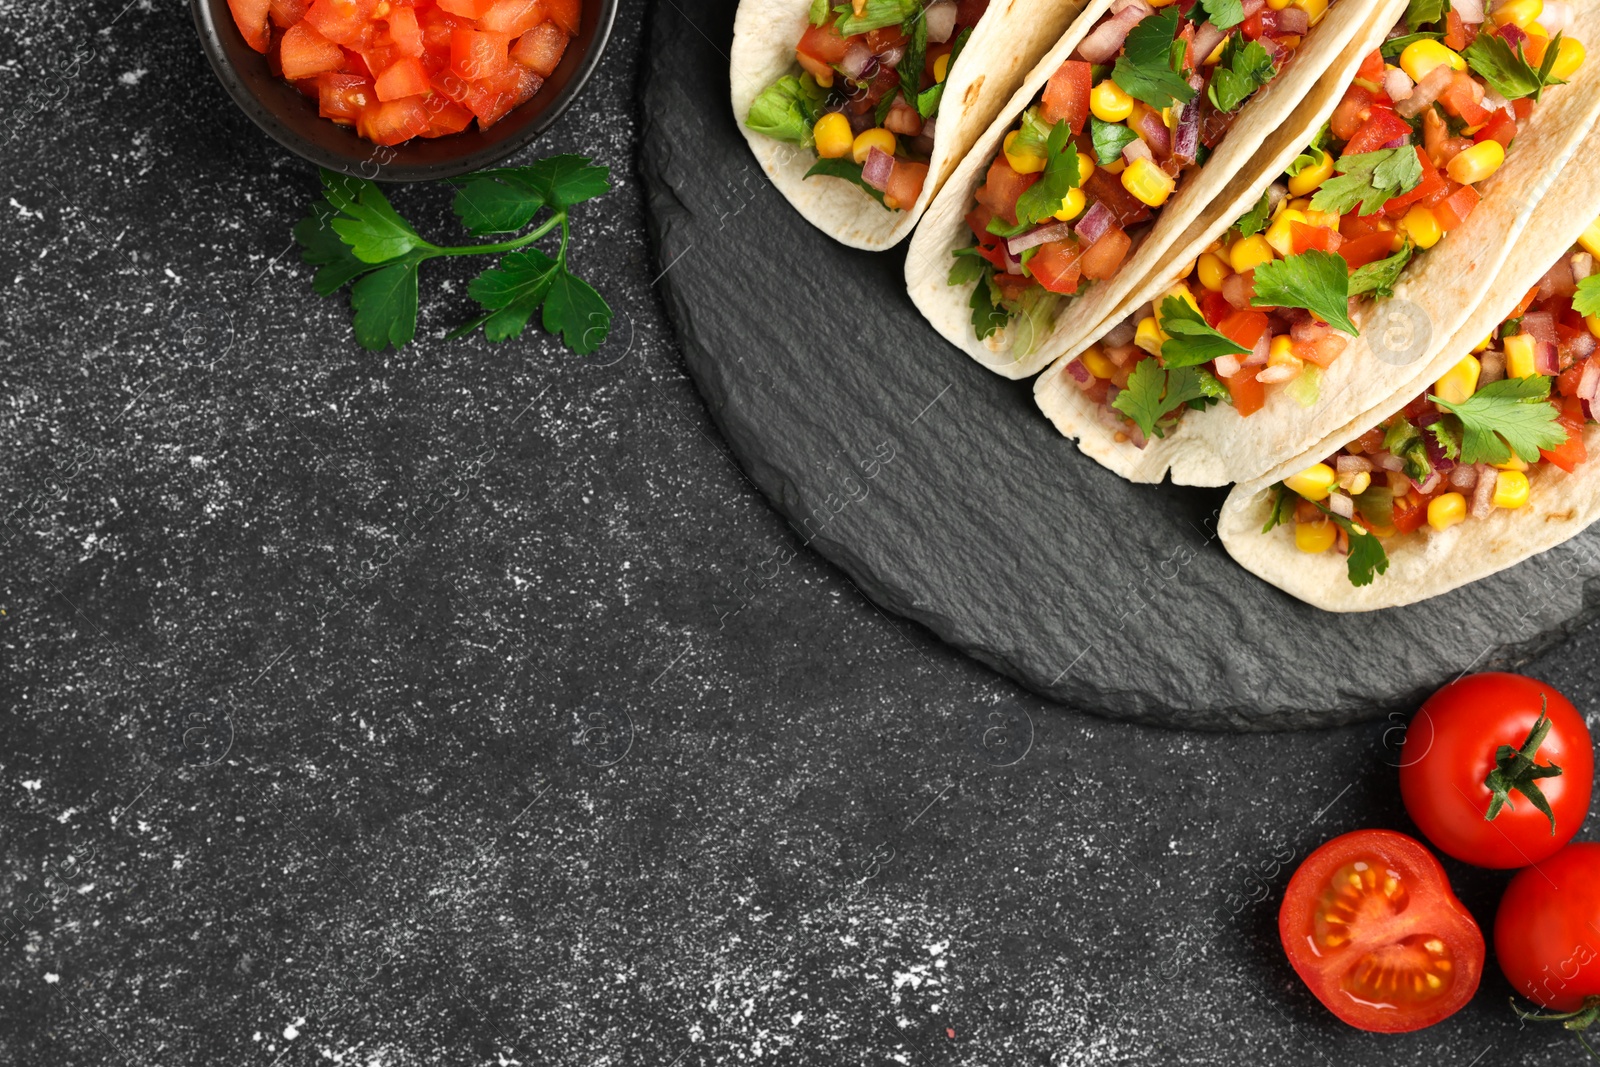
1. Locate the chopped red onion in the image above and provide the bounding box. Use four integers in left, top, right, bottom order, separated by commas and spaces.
1384, 67, 1414, 102
1579, 359, 1600, 403
1570, 332, 1597, 363
1483, 86, 1510, 114
1223, 272, 1255, 311
925, 0, 958, 44
1008, 222, 1076, 255
1500, 23, 1528, 50
1380, 135, 1411, 150
1413, 471, 1443, 495
842, 41, 873, 79
1122, 139, 1153, 166
1214, 354, 1241, 379
1135, 108, 1171, 158
1376, 451, 1405, 472
921, 116, 937, 143
1077, 4, 1149, 64
1396, 64, 1453, 119
1103, 315, 1138, 348
1001, 241, 1024, 275
1066, 358, 1095, 389
862, 147, 894, 191
880, 45, 905, 69
1075, 201, 1115, 244
1256, 364, 1296, 384
1534, 341, 1560, 376
1541, 0, 1570, 33
1276, 7, 1309, 34
1246, 331, 1270, 367
1104, 342, 1139, 367
1328, 492, 1354, 519
1173, 78, 1202, 163
1241, 0, 1266, 16
1450, 464, 1480, 490
1454, 0, 1485, 23
1291, 319, 1329, 344
1472, 465, 1497, 518
1538, 258, 1577, 300
1523, 310, 1558, 344
1190, 22, 1225, 69
1337, 455, 1373, 474
1573, 252, 1594, 282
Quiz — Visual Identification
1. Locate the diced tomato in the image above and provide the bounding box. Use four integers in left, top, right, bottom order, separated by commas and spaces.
955, 0, 989, 24
1542, 410, 1589, 472
1199, 288, 1231, 327
1392, 491, 1430, 535
1431, 183, 1480, 231
357, 94, 432, 145
1383, 148, 1444, 216
1289, 221, 1340, 255
1294, 333, 1348, 367
1031, 241, 1083, 295
1217, 310, 1269, 350
1040, 61, 1093, 134
380, 7, 422, 55
544, 0, 580, 35
280, 21, 345, 79
1514, 98, 1534, 121
229, 0, 274, 51
374, 54, 430, 100
975, 156, 1039, 226
1558, 360, 1591, 398
1330, 86, 1376, 142
438, 0, 497, 17
479, 0, 546, 35
1443, 10, 1468, 50
1338, 232, 1400, 270
341, 46, 373, 78
797, 22, 849, 67
993, 273, 1034, 302
1239, 12, 1264, 40
1356, 48, 1384, 84
883, 161, 928, 211
1082, 168, 1152, 227
1343, 107, 1413, 156
421, 98, 477, 137
268, 0, 308, 29
1339, 212, 1390, 240
451, 26, 510, 79
510, 22, 567, 76
1474, 109, 1517, 149
866, 24, 909, 54
1225, 367, 1265, 417
884, 99, 924, 136
965, 202, 995, 241
1439, 72, 1492, 126
1079, 227, 1131, 281
419, 7, 469, 51
302, 0, 377, 47
318, 71, 373, 122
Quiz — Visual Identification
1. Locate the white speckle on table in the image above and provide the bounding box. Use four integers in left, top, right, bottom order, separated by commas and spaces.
119, 69, 147, 84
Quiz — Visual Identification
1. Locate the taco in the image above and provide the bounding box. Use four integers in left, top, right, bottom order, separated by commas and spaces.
1217, 122, 1600, 613
906, 0, 1402, 378
730, 0, 1093, 251
1035, 3, 1600, 486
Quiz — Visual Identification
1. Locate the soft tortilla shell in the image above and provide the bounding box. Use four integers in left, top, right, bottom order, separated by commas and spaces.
906, 0, 1396, 379
730, 0, 1092, 251
1036, 4, 1600, 486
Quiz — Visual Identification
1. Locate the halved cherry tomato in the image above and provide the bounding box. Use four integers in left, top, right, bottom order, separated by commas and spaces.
1040, 60, 1093, 134
1280, 829, 1484, 1033
1495, 843, 1600, 1012
1400, 674, 1593, 869
1030, 240, 1082, 295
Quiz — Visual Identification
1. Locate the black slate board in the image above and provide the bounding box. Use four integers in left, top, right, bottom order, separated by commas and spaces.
638, 0, 1600, 730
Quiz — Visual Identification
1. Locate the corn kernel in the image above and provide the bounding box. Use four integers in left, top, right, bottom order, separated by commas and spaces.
1229, 234, 1275, 273
1266, 0, 1291, 9
1587, 314, 1600, 339
1494, 453, 1530, 472
1494, 469, 1531, 509
1076, 152, 1096, 186
1474, 333, 1493, 353
1433, 355, 1480, 404
1122, 157, 1176, 207
1303, 208, 1342, 231
1288, 152, 1335, 196
1148, 0, 1178, 6
1343, 471, 1373, 496
1503, 333, 1538, 378
1494, 0, 1543, 30
1268, 335, 1299, 366
1196, 252, 1230, 292
1427, 492, 1467, 532
1089, 81, 1134, 123
1581, 217, 1600, 259
934, 52, 951, 83
1447, 140, 1506, 184
1265, 208, 1308, 258
1053, 187, 1087, 221
1204, 35, 1228, 64
1549, 37, 1586, 81
1295, 520, 1337, 553
1081, 345, 1117, 379
1102, 158, 1126, 175
1003, 130, 1046, 174
1134, 316, 1165, 356
852, 128, 896, 166
1293, 0, 1329, 25
1400, 39, 1466, 83
1162, 282, 1200, 317
1399, 205, 1444, 249
813, 113, 854, 159
1285, 463, 1337, 502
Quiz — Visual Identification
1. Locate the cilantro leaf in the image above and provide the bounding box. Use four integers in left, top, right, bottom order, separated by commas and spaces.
971, 274, 1009, 341
1234, 190, 1272, 238
1430, 376, 1568, 464
1285, 123, 1333, 176
1384, 416, 1434, 482
917, 27, 971, 118
1198, 0, 1244, 30
1428, 419, 1461, 461
1404, 0, 1448, 33
349, 260, 421, 351
1354, 484, 1394, 528
1573, 274, 1600, 317
805, 157, 887, 204
948, 248, 987, 286
1112, 7, 1197, 110
1347, 241, 1415, 298
809, 0, 828, 23
899, 11, 928, 117
1310, 148, 1424, 217
1112, 360, 1226, 439
1341, 519, 1390, 586
1090, 115, 1139, 165
833, 0, 918, 35
1015, 120, 1082, 228
1207, 36, 1276, 113
320, 172, 427, 263
1262, 483, 1294, 533
1465, 30, 1566, 102
1157, 296, 1250, 368
743, 74, 828, 148
1250, 250, 1358, 335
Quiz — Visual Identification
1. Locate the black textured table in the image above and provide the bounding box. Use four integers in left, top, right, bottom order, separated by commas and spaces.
2, 2, 1597, 1064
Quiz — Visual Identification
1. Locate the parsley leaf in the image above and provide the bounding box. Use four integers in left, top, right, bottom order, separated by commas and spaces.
1465, 30, 1566, 102
1384, 416, 1433, 482
1347, 241, 1415, 298
1234, 190, 1272, 238
1112, 359, 1226, 439
1262, 483, 1294, 533
1354, 485, 1394, 528
1250, 250, 1358, 335
1090, 115, 1139, 165
1573, 274, 1600, 317
899, 12, 928, 116
809, 0, 829, 24
1014, 120, 1082, 228
1198, 0, 1244, 30
917, 27, 971, 118
456, 248, 560, 343
833, 0, 918, 35
1428, 419, 1461, 461
805, 158, 887, 203
744, 74, 828, 147
1311, 148, 1424, 217
1430, 376, 1568, 464
1157, 296, 1250, 368
295, 196, 383, 297
1404, 0, 1448, 33
320, 171, 427, 263
1112, 7, 1197, 111
350, 260, 422, 350
1329, 511, 1390, 587
948, 248, 987, 286
970, 274, 1009, 341
1208, 36, 1277, 113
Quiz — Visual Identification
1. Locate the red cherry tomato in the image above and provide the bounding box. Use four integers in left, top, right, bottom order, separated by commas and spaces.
1279, 829, 1484, 1032
1400, 674, 1592, 869
1495, 843, 1600, 1014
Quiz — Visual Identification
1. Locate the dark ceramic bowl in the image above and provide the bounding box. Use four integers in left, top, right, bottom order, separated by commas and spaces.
191, 0, 616, 181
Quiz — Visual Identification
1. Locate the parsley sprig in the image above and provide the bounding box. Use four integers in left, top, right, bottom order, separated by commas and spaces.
1157, 297, 1250, 368
1465, 31, 1567, 102
1573, 274, 1600, 318
1429, 376, 1567, 464
1112, 359, 1228, 439
1112, 7, 1196, 111
295, 158, 613, 354
1310, 147, 1423, 217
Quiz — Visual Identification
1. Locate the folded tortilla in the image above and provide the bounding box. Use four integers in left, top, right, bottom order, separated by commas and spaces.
730, 0, 1093, 251
1218, 121, 1600, 613
1035, 5, 1600, 487
907, 0, 1402, 380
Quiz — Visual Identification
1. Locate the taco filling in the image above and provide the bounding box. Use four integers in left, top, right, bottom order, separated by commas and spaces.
1265, 225, 1600, 588
951, 0, 1341, 356
742, 1, 992, 212
1061, 6, 1587, 445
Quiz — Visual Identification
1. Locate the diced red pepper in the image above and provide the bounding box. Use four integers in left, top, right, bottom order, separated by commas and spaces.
1541, 409, 1589, 472
1199, 289, 1231, 327
1383, 148, 1444, 216
1356, 48, 1384, 84
1392, 491, 1431, 534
